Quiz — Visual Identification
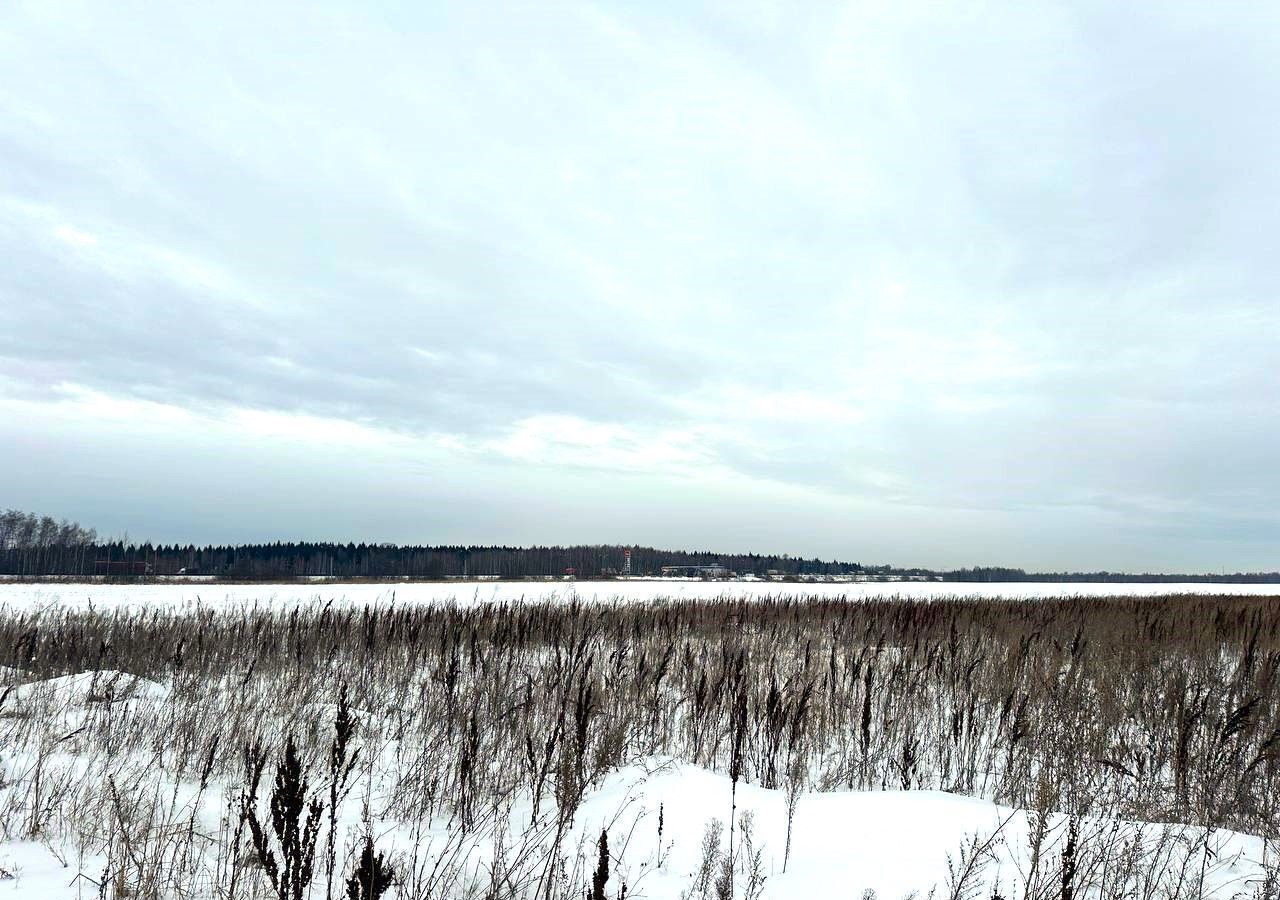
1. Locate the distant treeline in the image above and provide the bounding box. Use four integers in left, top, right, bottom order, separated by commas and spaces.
1, 535, 868, 579
2, 507, 1278, 581
942, 566, 1280, 583
0, 509, 99, 577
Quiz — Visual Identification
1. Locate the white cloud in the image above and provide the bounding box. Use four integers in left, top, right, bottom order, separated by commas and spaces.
53, 224, 98, 248
490, 415, 717, 474
1, 0, 1278, 567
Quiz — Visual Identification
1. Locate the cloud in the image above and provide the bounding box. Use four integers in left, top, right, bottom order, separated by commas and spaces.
53, 224, 98, 248
1, 0, 1278, 568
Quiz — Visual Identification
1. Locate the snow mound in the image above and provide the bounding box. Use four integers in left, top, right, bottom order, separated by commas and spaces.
0, 841, 96, 895
568, 760, 1268, 899
2, 670, 168, 709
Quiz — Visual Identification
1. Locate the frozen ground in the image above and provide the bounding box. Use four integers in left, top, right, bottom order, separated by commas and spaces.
0, 594, 1276, 898
0, 579, 1275, 613
0, 743, 1267, 898
2, 587, 1276, 897
0, 659, 1268, 900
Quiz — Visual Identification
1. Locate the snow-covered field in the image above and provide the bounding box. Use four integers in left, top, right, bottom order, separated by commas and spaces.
0, 741, 1267, 898
1, 587, 1276, 898
0, 579, 1275, 612
0, 666, 1270, 899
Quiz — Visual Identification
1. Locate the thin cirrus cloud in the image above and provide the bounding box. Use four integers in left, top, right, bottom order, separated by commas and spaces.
1, 0, 1278, 570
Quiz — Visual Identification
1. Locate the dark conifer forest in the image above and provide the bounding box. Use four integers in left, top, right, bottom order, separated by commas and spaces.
2, 508, 1277, 582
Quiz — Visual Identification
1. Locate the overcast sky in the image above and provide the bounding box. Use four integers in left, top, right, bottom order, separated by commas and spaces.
2, 1, 1278, 571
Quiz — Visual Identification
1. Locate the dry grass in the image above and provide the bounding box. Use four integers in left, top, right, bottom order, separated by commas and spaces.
0, 592, 1277, 898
